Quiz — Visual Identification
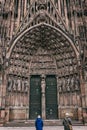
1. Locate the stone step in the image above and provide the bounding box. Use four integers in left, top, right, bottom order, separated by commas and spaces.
0, 119, 4, 126
4, 120, 83, 127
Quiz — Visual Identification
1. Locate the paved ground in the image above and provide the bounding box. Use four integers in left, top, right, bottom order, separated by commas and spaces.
0, 126, 87, 130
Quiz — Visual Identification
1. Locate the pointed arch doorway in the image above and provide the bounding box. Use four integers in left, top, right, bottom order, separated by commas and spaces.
6, 23, 80, 121
29, 75, 58, 119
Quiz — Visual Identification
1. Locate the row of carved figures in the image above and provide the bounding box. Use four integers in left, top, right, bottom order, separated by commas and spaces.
7, 77, 29, 92
7, 74, 80, 93
58, 75, 80, 92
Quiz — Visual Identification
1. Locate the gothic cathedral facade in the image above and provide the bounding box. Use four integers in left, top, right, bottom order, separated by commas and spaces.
0, 0, 87, 124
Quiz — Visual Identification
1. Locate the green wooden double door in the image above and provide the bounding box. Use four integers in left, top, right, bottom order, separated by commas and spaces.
29, 75, 58, 119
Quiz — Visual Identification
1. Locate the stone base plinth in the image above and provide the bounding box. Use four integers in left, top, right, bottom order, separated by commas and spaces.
9, 107, 28, 121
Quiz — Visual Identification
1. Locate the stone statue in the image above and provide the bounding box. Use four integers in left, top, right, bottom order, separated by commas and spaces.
7, 77, 13, 91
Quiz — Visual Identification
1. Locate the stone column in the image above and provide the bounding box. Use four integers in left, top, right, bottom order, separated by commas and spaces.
56, 75, 60, 119
1, 72, 7, 123
0, 72, 4, 125
64, 0, 69, 30
28, 75, 30, 119
79, 64, 86, 121
78, 107, 82, 121
80, 81, 86, 108
84, 82, 87, 107
17, 0, 21, 27
58, 0, 61, 13
41, 74, 46, 119
83, 82, 87, 122
24, 0, 27, 16
0, 72, 2, 108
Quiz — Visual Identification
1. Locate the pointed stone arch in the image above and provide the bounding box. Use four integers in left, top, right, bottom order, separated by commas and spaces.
6, 23, 79, 59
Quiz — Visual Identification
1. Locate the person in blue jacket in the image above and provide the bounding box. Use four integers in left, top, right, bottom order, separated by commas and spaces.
35, 115, 43, 130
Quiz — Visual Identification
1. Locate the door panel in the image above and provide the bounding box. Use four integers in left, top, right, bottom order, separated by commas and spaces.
29, 75, 41, 119
46, 75, 58, 119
